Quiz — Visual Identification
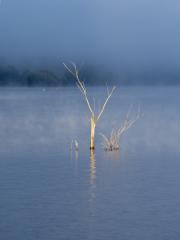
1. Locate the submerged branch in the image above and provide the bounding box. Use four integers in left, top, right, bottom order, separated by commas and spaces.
101, 106, 142, 151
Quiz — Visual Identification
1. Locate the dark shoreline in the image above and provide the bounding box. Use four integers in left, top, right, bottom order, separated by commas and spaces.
1, 64, 180, 86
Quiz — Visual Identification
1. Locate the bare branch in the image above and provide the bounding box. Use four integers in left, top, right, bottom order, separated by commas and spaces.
63, 63, 76, 77
106, 84, 110, 96
63, 62, 116, 150
118, 105, 142, 136
63, 62, 94, 116
101, 106, 142, 151
97, 86, 116, 122
100, 133, 110, 145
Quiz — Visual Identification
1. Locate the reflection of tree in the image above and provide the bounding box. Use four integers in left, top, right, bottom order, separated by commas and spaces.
90, 150, 96, 187
75, 149, 79, 161
88, 150, 97, 238
104, 150, 121, 161
89, 150, 96, 217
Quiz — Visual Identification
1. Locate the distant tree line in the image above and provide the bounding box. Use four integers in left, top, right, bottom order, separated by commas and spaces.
0, 64, 180, 86
0, 65, 61, 86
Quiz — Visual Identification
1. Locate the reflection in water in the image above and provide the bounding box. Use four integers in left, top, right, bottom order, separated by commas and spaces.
103, 149, 121, 161
88, 150, 97, 239
89, 150, 96, 215
90, 150, 96, 186
1, 88, 180, 240
75, 149, 79, 161
70, 144, 79, 176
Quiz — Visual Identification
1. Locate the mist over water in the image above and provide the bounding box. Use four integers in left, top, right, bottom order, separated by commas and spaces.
0, 87, 180, 240
0, 2, 180, 239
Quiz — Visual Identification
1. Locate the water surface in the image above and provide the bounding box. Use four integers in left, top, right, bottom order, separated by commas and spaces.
0, 87, 180, 240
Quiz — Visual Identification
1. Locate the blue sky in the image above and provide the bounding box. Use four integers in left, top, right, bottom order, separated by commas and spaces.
0, 0, 180, 68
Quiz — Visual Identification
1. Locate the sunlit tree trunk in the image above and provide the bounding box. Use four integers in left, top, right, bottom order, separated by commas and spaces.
63, 62, 115, 150
90, 116, 96, 150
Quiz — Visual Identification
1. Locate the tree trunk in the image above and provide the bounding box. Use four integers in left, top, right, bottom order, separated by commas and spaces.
90, 116, 96, 150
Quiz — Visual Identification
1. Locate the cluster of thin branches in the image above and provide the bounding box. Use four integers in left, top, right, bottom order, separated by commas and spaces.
64, 62, 142, 152
101, 106, 142, 151
63, 62, 115, 123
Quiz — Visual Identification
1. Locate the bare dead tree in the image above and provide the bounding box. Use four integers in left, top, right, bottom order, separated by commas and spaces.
101, 106, 142, 151
63, 62, 115, 150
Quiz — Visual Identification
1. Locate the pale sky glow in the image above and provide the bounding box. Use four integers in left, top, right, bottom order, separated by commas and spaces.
0, 0, 180, 68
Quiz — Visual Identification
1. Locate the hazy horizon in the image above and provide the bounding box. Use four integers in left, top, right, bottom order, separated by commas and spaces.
1, 2, 180, 239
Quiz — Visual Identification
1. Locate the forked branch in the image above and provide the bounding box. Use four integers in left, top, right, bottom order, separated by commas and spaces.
63, 62, 115, 121
96, 86, 116, 122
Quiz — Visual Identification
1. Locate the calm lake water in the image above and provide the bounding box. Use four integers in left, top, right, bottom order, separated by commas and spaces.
0, 87, 180, 240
